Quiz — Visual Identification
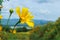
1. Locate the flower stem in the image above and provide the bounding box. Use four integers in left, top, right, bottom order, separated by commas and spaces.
6, 14, 11, 27
14, 20, 20, 29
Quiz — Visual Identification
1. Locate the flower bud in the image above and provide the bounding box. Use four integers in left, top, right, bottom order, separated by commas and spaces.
13, 29, 16, 34
9, 8, 14, 14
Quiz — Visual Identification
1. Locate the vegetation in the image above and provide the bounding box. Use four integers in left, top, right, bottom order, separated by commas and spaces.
30, 17, 60, 40
0, 17, 60, 40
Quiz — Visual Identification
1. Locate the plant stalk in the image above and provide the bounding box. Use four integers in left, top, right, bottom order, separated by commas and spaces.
14, 20, 20, 29
6, 14, 11, 27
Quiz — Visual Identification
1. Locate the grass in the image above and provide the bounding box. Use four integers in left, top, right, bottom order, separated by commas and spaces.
0, 31, 30, 40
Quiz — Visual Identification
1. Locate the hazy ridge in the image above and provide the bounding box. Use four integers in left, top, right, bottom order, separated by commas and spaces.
1, 19, 50, 26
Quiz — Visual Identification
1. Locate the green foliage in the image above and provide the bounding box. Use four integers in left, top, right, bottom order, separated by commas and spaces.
55, 17, 60, 32
30, 17, 60, 40
0, 32, 30, 40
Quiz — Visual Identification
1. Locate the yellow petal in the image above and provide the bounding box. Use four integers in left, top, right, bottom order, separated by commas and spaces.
26, 12, 34, 19
25, 13, 34, 21
26, 16, 34, 20
16, 7, 21, 17
22, 7, 28, 17
0, 15, 3, 19
26, 21, 34, 28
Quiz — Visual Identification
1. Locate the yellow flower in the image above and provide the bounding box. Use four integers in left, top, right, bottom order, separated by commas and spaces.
16, 7, 34, 28
0, 26, 2, 32
13, 29, 16, 34
0, 15, 3, 19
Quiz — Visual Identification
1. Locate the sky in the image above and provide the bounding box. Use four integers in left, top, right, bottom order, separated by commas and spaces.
1, 0, 60, 21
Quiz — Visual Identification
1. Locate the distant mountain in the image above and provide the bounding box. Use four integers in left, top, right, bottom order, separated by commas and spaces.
34, 20, 50, 25
1, 19, 51, 26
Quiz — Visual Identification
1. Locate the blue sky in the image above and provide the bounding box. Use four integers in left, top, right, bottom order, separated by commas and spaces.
1, 0, 60, 21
